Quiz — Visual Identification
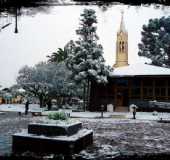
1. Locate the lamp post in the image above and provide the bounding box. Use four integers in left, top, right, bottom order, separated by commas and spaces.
14, 7, 18, 34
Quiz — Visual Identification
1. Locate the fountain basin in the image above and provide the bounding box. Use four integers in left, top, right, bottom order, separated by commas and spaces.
12, 129, 93, 154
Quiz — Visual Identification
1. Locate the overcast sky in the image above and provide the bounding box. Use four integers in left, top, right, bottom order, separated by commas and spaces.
0, 4, 170, 88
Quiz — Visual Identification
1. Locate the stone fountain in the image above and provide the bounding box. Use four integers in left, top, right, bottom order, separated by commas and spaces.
12, 120, 93, 155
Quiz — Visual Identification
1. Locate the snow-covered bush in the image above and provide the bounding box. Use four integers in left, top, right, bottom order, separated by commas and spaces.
152, 111, 158, 116
48, 111, 69, 121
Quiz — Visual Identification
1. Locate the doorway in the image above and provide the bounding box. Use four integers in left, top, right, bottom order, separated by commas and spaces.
115, 88, 129, 112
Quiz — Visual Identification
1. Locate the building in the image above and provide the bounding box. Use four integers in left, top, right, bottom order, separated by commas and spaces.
89, 11, 170, 112
0, 88, 23, 104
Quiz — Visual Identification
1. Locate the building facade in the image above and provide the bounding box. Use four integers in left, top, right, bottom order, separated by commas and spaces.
89, 12, 170, 112
114, 11, 128, 68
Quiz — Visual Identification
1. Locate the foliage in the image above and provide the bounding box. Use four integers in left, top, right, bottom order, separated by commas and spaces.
66, 9, 112, 110
48, 111, 68, 121
47, 48, 67, 63
138, 16, 170, 67
17, 62, 55, 107
47, 40, 75, 63
17, 62, 83, 107
66, 9, 112, 84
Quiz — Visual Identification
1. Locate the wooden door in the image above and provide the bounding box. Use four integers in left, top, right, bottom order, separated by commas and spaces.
117, 94, 124, 106
115, 88, 129, 112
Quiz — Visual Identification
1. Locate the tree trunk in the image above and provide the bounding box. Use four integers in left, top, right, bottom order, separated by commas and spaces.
83, 83, 86, 111
39, 95, 43, 108
86, 79, 91, 111
86, 79, 90, 110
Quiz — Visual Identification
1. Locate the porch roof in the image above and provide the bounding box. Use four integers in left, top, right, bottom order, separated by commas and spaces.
110, 63, 170, 77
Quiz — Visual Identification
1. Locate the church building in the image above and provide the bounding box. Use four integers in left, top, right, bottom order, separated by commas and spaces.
89, 12, 170, 112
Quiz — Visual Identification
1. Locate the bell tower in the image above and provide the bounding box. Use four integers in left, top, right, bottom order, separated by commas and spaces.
114, 11, 129, 68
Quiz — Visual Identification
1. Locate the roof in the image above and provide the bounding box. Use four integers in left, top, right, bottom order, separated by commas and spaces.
110, 63, 170, 77
119, 11, 127, 33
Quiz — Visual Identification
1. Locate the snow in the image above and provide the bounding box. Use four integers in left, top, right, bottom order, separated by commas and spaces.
66, 9, 111, 84
14, 129, 93, 141
79, 145, 120, 160
1, 104, 170, 122
44, 110, 170, 121
111, 63, 170, 77
30, 119, 81, 126
0, 104, 44, 113
2, 106, 170, 157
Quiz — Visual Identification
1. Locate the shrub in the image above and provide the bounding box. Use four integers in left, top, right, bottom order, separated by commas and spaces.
48, 111, 68, 121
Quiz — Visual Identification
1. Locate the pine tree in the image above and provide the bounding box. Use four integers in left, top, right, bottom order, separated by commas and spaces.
138, 16, 170, 67
66, 9, 112, 110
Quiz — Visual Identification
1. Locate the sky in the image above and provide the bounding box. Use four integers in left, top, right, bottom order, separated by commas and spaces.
0, 4, 170, 88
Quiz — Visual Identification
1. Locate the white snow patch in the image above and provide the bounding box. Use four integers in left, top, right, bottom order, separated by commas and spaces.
14, 129, 92, 141
0, 104, 44, 113
111, 63, 170, 77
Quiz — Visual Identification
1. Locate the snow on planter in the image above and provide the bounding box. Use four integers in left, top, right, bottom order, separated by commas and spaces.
12, 121, 93, 154
28, 122, 82, 136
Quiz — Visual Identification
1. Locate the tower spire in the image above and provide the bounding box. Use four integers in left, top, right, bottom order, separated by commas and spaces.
119, 10, 126, 32
113, 10, 128, 68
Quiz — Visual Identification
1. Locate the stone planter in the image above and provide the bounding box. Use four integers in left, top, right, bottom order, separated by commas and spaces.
28, 122, 82, 136
12, 121, 93, 154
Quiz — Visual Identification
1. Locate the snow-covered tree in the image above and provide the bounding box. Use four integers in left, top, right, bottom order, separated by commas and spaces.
138, 16, 170, 67
17, 62, 83, 108
66, 9, 112, 110
17, 63, 54, 107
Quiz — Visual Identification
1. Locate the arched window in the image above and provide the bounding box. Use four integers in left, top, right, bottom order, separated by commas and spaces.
122, 41, 124, 52
119, 41, 122, 52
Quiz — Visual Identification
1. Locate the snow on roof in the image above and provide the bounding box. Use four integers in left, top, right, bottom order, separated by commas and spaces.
110, 63, 170, 77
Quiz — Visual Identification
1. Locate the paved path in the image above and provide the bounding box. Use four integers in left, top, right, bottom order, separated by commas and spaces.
0, 112, 32, 155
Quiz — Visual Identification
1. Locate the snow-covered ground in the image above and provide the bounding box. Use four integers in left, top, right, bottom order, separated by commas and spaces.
69, 111, 167, 120
1, 107, 170, 158
1, 104, 170, 121
0, 104, 44, 113
78, 118, 170, 159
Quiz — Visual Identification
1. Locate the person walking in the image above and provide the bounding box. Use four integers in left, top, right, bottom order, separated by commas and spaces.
25, 100, 29, 115
130, 104, 137, 119
47, 99, 52, 110
132, 105, 137, 119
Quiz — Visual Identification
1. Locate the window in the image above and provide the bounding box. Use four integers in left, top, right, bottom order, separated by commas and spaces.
161, 88, 166, 96
119, 42, 122, 52
143, 88, 153, 97
155, 87, 166, 97
155, 88, 161, 96
155, 79, 166, 87
168, 80, 170, 86
132, 79, 141, 87
131, 88, 140, 98
131, 79, 141, 99
143, 80, 153, 87
122, 42, 124, 52
115, 79, 128, 87
168, 88, 170, 96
